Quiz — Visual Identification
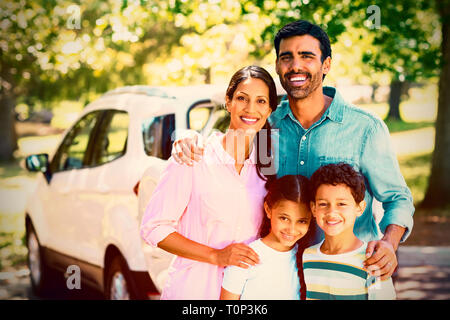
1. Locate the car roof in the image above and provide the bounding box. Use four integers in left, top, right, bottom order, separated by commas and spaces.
83, 81, 286, 115
103, 84, 227, 102
83, 84, 227, 116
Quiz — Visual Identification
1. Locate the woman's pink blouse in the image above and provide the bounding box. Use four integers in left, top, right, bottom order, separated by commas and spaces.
140, 134, 267, 299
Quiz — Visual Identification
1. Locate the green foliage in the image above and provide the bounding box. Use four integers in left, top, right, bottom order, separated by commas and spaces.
360, 0, 441, 82
1, 0, 443, 107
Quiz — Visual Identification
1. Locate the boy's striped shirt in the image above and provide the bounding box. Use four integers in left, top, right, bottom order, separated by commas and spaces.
302, 241, 396, 300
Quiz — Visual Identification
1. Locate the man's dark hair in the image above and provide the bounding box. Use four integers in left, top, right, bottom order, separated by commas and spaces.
309, 163, 366, 203
274, 20, 332, 63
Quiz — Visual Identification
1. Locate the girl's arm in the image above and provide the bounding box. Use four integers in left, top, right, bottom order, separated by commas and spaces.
220, 287, 241, 300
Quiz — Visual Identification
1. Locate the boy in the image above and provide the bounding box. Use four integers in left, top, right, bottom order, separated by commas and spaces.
303, 163, 396, 300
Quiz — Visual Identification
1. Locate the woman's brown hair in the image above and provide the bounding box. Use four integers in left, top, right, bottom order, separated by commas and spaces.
225, 65, 278, 182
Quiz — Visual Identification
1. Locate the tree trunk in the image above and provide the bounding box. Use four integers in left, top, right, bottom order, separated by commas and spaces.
0, 89, 18, 161
387, 80, 407, 120
421, 0, 450, 208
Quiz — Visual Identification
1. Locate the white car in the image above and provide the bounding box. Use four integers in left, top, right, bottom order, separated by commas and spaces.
24, 84, 227, 299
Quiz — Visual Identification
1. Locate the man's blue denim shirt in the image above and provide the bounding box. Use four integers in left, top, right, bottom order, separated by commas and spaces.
269, 86, 414, 243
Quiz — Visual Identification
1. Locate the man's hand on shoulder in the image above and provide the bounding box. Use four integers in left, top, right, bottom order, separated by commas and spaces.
172, 130, 205, 166
364, 224, 405, 281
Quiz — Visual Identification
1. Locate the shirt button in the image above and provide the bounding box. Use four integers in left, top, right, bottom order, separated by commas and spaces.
302, 136, 306, 141
300, 161, 305, 165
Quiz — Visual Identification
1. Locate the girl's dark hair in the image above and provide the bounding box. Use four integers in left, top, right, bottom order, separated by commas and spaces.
259, 174, 317, 300
226, 65, 278, 182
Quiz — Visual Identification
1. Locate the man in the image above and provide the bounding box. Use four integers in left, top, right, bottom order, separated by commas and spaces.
171, 20, 414, 281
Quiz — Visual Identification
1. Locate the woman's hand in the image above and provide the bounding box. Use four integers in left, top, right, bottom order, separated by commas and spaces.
213, 243, 260, 268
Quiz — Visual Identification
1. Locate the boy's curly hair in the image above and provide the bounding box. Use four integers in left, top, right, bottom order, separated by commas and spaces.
309, 162, 366, 203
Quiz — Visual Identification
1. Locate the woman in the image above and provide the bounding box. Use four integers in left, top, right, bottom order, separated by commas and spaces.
140, 66, 278, 299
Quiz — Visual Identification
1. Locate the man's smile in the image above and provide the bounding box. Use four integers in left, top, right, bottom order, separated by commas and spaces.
286, 72, 310, 87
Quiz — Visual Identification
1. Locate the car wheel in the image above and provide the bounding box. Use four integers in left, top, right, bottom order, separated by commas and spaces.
26, 224, 56, 296
105, 255, 140, 300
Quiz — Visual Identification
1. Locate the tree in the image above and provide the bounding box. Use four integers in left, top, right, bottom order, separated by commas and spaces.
421, 0, 450, 209
0, 0, 191, 161
360, 1, 440, 121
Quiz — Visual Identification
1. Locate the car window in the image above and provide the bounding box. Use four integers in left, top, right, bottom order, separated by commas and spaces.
142, 113, 175, 160
91, 110, 129, 166
50, 111, 102, 173
210, 108, 230, 133
188, 104, 213, 132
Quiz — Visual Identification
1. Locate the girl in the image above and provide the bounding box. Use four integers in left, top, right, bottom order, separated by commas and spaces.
220, 175, 314, 300
140, 66, 278, 299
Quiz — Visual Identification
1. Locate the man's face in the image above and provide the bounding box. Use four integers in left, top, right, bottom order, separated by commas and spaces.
276, 35, 330, 100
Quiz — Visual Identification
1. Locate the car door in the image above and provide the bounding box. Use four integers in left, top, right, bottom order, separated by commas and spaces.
72, 109, 131, 267
44, 110, 104, 258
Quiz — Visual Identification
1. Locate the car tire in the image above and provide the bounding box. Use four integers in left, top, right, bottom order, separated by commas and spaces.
104, 254, 144, 300
26, 223, 58, 297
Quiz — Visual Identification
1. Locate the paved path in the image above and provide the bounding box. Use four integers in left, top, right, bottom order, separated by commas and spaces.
395, 246, 450, 300
1, 246, 449, 300
391, 127, 434, 157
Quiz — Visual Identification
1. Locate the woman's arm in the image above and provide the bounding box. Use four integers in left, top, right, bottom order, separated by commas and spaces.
141, 155, 259, 268
158, 232, 260, 268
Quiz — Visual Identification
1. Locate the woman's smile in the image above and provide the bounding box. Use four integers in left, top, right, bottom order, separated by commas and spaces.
239, 115, 260, 125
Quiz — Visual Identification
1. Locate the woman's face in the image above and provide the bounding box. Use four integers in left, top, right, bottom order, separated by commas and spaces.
226, 77, 272, 133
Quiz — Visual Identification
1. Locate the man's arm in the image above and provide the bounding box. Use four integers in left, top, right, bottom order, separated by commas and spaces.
171, 130, 205, 165
360, 118, 414, 280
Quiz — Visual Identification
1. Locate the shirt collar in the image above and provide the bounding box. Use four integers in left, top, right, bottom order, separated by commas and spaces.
323, 86, 344, 124
274, 86, 345, 124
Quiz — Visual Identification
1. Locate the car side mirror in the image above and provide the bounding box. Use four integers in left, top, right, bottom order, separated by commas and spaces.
25, 153, 49, 173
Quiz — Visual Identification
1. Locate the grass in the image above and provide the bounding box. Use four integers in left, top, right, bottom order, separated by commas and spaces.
384, 120, 435, 133
398, 153, 432, 208
0, 232, 27, 271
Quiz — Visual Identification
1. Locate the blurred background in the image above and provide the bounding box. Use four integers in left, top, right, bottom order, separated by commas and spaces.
0, 0, 449, 299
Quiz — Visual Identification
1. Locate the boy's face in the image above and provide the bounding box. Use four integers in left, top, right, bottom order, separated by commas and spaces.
311, 184, 366, 237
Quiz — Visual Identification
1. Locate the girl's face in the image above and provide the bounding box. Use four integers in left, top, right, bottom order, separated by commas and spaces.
263, 199, 311, 252
226, 77, 272, 133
